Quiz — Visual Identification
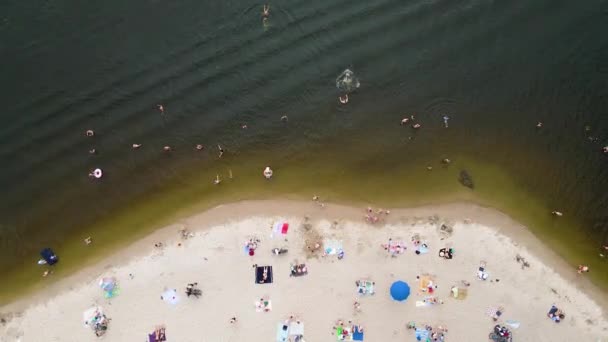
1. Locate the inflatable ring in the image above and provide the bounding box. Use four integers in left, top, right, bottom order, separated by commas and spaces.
263, 167, 273, 179
86, 130, 95, 137
92, 168, 103, 179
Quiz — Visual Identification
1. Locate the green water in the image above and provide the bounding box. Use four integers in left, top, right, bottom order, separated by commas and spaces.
1, 146, 606, 304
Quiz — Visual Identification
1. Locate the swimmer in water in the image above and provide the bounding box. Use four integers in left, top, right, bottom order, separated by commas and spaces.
242, 124, 248, 129
443, 115, 449, 128
281, 115, 288, 122
163, 146, 172, 152
263, 4, 270, 17
551, 211, 563, 217
603, 146, 608, 153
536, 122, 543, 128
132, 143, 142, 149
214, 174, 222, 185
196, 144, 204, 151
157, 104, 164, 113
339, 94, 349, 104
218, 144, 224, 158
412, 123, 421, 129
89, 148, 97, 155
401, 118, 410, 125
86, 130, 95, 137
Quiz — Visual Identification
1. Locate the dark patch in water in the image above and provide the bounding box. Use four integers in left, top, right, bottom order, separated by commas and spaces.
459, 170, 474, 189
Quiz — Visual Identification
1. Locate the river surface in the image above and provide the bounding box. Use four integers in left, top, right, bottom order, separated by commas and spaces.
1, 0, 607, 292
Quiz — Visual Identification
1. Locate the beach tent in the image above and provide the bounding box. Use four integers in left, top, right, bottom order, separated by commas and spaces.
390, 281, 410, 301
161, 289, 179, 305
40, 248, 58, 265
99, 277, 119, 298
255, 266, 273, 284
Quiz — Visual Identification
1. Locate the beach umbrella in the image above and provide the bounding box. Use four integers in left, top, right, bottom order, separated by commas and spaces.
390, 280, 410, 301
161, 289, 179, 305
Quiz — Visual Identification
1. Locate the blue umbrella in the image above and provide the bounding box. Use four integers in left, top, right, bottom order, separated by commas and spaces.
390, 281, 410, 301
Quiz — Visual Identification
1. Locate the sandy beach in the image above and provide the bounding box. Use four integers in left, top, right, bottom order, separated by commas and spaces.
1, 200, 606, 342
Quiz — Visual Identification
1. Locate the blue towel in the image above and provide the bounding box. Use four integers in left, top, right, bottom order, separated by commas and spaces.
353, 326, 364, 341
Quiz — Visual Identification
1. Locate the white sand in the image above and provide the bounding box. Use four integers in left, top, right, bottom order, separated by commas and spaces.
1, 201, 607, 342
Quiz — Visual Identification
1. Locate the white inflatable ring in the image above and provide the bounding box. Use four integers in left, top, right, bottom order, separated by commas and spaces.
93, 168, 103, 179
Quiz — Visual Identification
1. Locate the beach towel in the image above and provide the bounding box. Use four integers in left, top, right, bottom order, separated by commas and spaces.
353, 325, 364, 341
255, 266, 274, 284
255, 299, 272, 312
451, 287, 467, 300
161, 289, 179, 305
289, 321, 304, 336
415, 328, 430, 341
415, 300, 430, 307
505, 320, 520, 329
357, 280, 374, 295
276, 323, 289, 342
272, 222, 289, 238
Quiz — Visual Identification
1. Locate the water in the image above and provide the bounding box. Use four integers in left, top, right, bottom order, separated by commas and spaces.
1, 0, 608, 296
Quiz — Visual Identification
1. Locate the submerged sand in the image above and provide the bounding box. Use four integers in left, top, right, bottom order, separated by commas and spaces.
0, 201, 606, 341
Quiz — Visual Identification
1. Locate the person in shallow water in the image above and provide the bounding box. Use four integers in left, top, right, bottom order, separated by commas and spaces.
262, 4, 270, 17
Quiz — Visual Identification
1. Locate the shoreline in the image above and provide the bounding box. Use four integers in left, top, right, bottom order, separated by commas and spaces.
2, 200, 606, 317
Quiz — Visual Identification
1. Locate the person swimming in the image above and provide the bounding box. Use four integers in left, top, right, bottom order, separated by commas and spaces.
157, 104, 164, 113
400, 118, 410, 125
280, 115, 288, 122
196, 144, 204, 151
218, 144, 224, 158
262, 4, 270, 17
443, 115, 449, 128
132, 143, 142, 149
214, 174, 222, 185
86, 129, 95, 137
163, 146, 172, 152
339, 94, 348, 104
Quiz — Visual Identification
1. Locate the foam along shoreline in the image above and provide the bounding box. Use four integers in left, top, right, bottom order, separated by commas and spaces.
1, 201, 607, 341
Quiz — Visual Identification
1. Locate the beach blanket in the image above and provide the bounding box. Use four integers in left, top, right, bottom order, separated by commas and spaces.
324, 239, 344, 256
289, 321, 304, 336
255, 299, 272, 312
255, 266, 273, 284
415, 328, 430, 341
418, 275, 435, 294
451, 286, 467, 300
276, 323, 289, 342
356, 280, 375, 295
271, 222, 289, 238
353, 325, 364, 341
